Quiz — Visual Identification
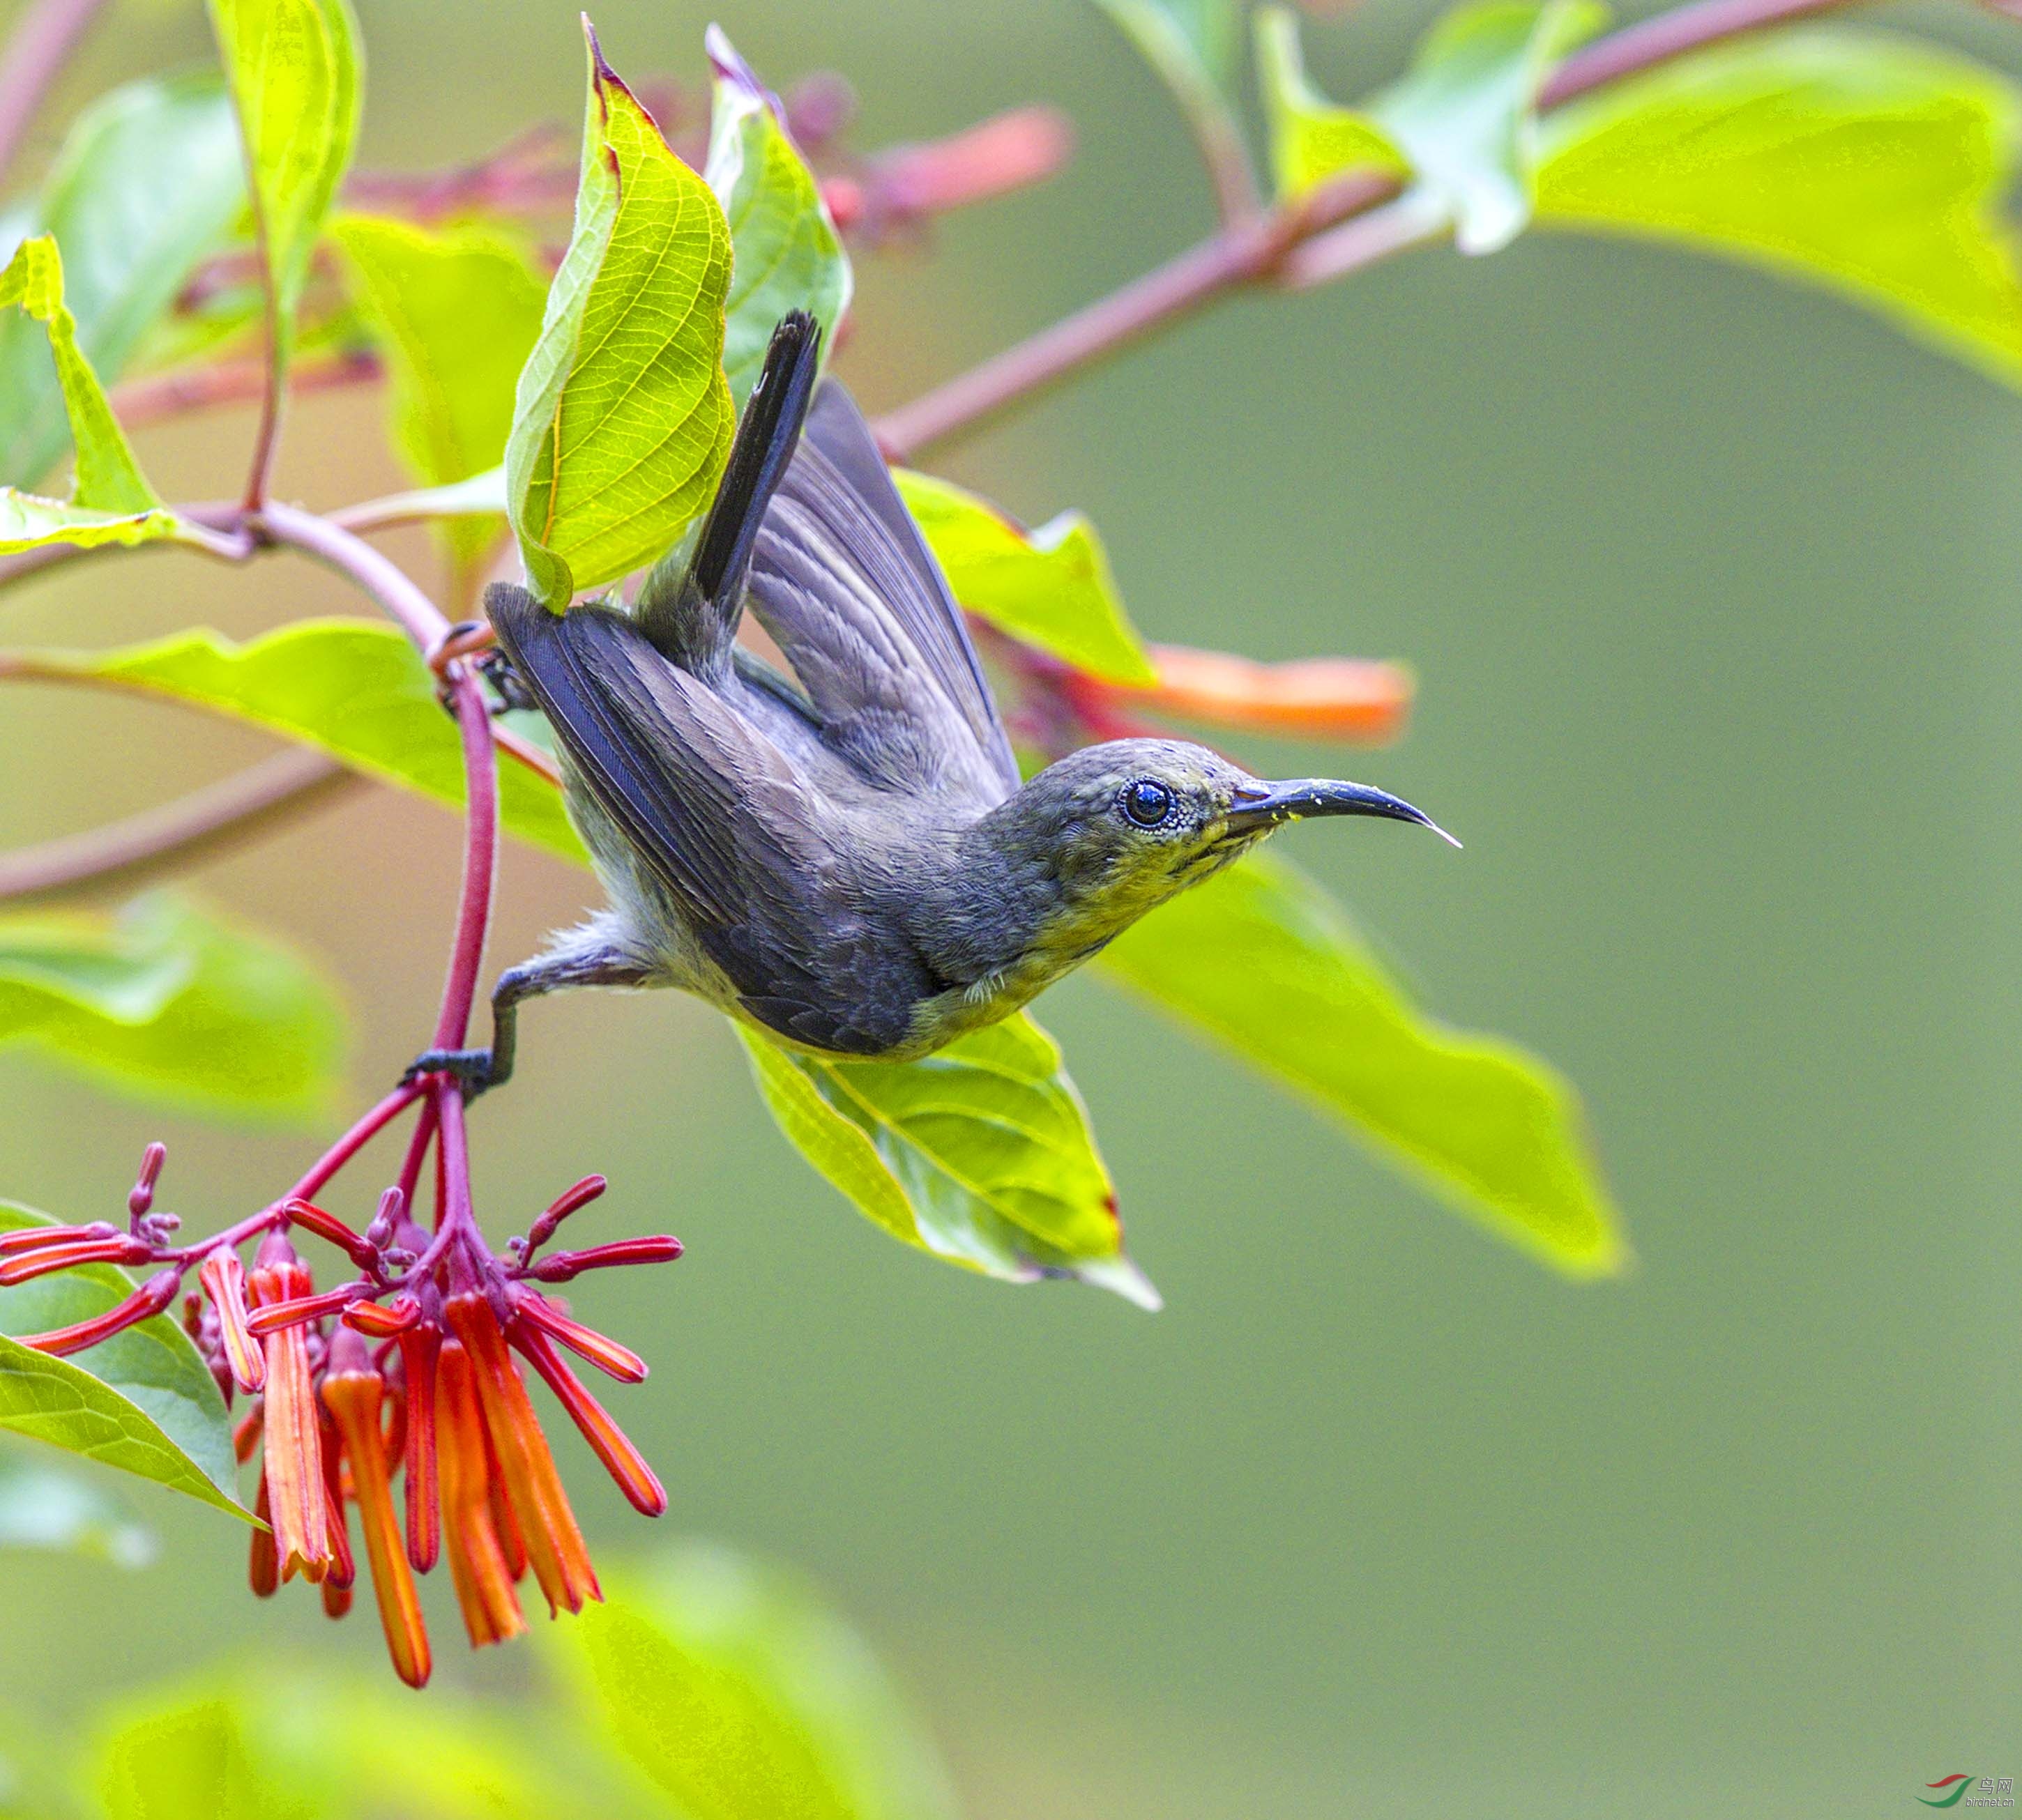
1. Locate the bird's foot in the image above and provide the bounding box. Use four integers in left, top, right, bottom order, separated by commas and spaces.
401, 1047, 497, 1099
477, 649, 538, 712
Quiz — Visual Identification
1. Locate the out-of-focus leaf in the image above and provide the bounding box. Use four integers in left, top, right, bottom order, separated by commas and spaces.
330, 215, 546, 577
738, 1015, 1158, 1307
507, 29, 733, 606
893, 470, 1156, 685
0, 1202, 245, 1518
0, 493, 181, 556
0, 71, 243, 484
1099, 855, 1625, 1275
0, 894, 346, 1120
206, 0, 362, 383
95, 1697, 322, 1820
0, 1451, 156, 1567
704, 29, 852, 411
1536, 29, 2022, 387
1254, 6, 1408, 199
0, 239, 155, 514
1373, 0, 1606, 254
10, 621, 586, 863
1091, 1, 1251, 212
551, 1543, 961, 1820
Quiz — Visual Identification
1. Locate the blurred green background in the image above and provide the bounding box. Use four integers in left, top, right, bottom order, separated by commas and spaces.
2, 0, 2019, 1812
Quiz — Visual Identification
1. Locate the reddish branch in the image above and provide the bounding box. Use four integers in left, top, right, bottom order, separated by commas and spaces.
875, 0, 1864, 459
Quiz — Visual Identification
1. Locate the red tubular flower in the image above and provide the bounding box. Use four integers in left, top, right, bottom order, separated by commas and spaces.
127, 1142, 167, 1221
1124, 645, 1415, 744
283, 1197, 380, 1272
443, 1291, 600, 1616
396, 1322, 440, 1574
199, 1248, 264, 1392
0, 1235, 151, 1286
321, 1411, 356, 1593
434, 1337, 526, 1649
246, 1282, 370, 1337
511, 1291, 646, 1384
343, 1293, 421, 1338
512, 1323, 667, 1517
234, 1405, 264, 1465
322, 1328, 432, 1689
247, 1234, 333, 1584
526, 1235, 684, 1282
524, 1175, 607, 1253
249, 1472, 279, 1599
0, 1220, 119, 1257
19, 1269, 178, 1356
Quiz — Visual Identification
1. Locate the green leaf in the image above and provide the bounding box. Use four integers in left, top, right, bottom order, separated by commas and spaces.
0, 71, 244, 486
96, 1697, 322, 1820
0, 492, 181, 556
0, 1451, 157, 1567
206, 0, 362, 382
506, 29, 733, 606
0, 238, 158, 514
1091, 0, 1251, 212
330, 215, 547, 577
0, 894, 347, 1121
1254, 7, 1409, 199
551, 1543, 960, 1820
1374, 0, 1606, 254
705, 29, 852, 412
738, 1014, 1158, 1307
1098, 855, 1625, 1276
1535, 29, 2022, 388
9, 620, 587, 864
892, 470, 1157, 685
0, 1201, 245, 1519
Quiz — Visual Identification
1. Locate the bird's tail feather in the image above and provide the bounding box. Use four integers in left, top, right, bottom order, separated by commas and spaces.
637, 310, 823, 676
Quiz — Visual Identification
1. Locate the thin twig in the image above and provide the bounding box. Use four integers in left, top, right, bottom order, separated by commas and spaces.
112, 349, 382, 434
0, 0, 107, 190
874, 0, 1861, 459
0, 747, 355, 904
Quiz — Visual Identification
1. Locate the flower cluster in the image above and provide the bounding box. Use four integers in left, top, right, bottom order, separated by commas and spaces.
1, 1138, 680, 1688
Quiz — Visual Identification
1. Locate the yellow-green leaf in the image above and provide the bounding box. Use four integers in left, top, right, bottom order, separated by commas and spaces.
1100, 854, 1625, 1276
506, 29, 733, 606
705, 29, 852, 411
330, 215, 547, 579
0, 894, 346, 1122
0, 1202, 245, 1520
1374, 0, 1606, 254
1536, 29, 2022, 388
206, 0, 362, 380
0, 238, 157, 514
893, 470, 1156, 685
550, 1547, 960, 1820
0, 71, 244, 486
5, 620, 586, 863
1254, 6, 1408, 200
738, 1015, 1158, 1307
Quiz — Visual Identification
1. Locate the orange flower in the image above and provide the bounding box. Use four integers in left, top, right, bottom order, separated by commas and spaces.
322, 1328, 432, 1689
1129, 644, 1415, 744
199, 1248, 264, 1393
443, 1292, 600, 1617
434, 1336, 527, 1649
247, 1233, 333, 1584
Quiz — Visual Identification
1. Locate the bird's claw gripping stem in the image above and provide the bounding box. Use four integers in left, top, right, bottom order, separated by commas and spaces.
401, 1048, 497, 1099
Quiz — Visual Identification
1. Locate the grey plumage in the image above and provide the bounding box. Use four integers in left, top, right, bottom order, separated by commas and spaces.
411, 313, 1452, 1096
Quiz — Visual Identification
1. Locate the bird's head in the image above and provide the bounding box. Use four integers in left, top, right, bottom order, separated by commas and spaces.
985, 737, 1457, 948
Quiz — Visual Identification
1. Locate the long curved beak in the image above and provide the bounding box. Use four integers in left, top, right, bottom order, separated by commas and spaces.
1226, 779, 1461, 848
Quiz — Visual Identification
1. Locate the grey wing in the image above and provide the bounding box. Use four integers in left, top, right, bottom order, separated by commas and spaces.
744, 379, 1021, 805
485, 584, 922, 1056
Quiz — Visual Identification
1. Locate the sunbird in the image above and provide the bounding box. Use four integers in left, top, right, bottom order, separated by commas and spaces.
410, 313, 1454, 1095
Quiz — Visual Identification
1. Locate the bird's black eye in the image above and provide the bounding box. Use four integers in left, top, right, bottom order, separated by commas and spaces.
1121, 779, 1176, 829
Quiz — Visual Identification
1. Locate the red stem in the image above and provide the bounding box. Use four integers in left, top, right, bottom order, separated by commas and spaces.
434, 670, 499, 1051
